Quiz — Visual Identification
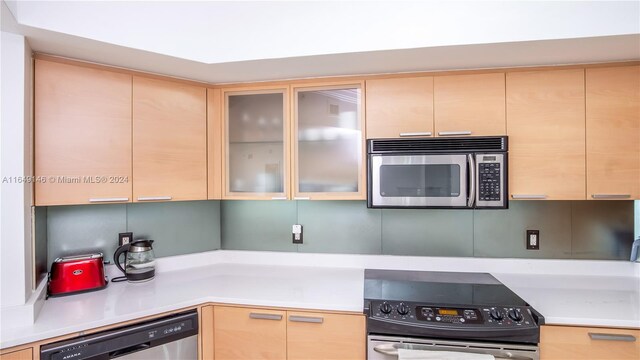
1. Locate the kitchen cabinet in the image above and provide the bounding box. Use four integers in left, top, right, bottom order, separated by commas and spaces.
200, 305, 214, 360
132, 76, 207, 202
292, 82, 365, 200
211, 305, 365, 360
0, 348, 33, 360
506, 69, 586, 200
540, 325, 640, 359
434, 73, 506, 136
34, 59, 132, 206
365, 77, 434, 139
207, 89, 223, 199
222, 86, 290, 200
287, 311, 365, 360
213, 306, 287, 360
586, 65, 640, 200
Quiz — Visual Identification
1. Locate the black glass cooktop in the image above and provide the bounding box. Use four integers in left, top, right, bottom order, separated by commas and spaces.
364, 269, 528, 307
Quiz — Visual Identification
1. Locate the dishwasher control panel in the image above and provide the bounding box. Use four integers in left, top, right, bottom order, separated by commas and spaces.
40, 311, 198, 360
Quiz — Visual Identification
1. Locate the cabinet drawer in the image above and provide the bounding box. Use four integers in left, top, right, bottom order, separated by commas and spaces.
287, 311, 365, 360
0, 348, 33, 360
540, 325, 640, 360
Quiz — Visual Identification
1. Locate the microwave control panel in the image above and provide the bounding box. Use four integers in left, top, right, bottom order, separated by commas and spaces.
475, 153, 505, 208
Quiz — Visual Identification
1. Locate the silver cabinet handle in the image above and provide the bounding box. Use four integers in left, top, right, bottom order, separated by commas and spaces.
271, 196, 287, 200
438, 131, 472, 136
88, 197, 129, 203
589, 333, 636, 342
137, 196, 172, 201
591, 194, 631, 199
399, 132, 432, 137
293, 197, 310, 200
289, 315, 324, 324
249, 313, 282, 321
511, 194, 547, 199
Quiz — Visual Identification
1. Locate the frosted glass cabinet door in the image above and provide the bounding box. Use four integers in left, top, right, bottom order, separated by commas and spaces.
293, 84, 365, 199
224, 89, 289, 199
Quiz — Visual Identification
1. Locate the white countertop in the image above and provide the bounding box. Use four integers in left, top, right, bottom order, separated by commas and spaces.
1, 250, 639, 349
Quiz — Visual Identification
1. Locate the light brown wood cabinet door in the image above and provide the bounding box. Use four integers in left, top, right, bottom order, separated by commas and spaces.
586, 66, 640, 200
133, 77, 207, 202
540, 325, 640, 360
207, 89, 223, 200
507, 69, 586, 200
434, 73, 506, 136
35, 60, 132, 206
365, 77, 434, 139
199, 305, 214, 360
0, 348, 33, 360
213, 306, 286, 360
287, 312, 365, 360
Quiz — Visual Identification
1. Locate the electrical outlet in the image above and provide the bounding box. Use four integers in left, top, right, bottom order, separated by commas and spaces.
526, 230, 539, 250
119, 232, 133, 246
292, 224, 303, 244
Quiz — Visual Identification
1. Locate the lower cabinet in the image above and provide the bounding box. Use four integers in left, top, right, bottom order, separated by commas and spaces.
0, 348, 33, 360
211, 305, 365, 360
540, 325, 640, 360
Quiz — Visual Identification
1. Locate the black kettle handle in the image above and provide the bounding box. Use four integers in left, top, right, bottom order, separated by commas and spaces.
113, 244, 130, 275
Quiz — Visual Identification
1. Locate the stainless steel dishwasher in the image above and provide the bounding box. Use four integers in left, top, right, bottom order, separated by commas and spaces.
40, 310, 198, 360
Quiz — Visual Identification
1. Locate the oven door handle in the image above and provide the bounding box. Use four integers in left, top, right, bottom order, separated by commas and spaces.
372, 343, 536, 360
467, 154, 476, 208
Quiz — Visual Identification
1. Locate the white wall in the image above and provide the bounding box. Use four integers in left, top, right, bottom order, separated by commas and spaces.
1, 30, 33, 307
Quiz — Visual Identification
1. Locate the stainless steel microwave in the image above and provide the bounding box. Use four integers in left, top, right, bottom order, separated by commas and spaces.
367, 137, 508, 209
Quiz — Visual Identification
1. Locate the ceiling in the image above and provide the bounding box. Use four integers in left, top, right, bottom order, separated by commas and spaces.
2, 1, 640, 84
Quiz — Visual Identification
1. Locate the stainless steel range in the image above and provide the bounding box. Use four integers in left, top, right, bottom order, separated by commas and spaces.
364, 270, 544, 360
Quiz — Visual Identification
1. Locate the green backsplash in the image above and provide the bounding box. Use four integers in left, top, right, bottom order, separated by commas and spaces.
221, 200, 636, 260
37, 200, 635, 270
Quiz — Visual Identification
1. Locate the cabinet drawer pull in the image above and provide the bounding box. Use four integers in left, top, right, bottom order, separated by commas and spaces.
271, 196, 287, 200
438, 131, 472, 136
399, 132, 432, 137
589, 333, 636, 342
591, 194, 631, 199
293, 197, 310, 200
249, 313, 283, 321
511, 194, 547, 200
88, 197, 129, 203
137, 196, 172, 201
289, 315, 324, 324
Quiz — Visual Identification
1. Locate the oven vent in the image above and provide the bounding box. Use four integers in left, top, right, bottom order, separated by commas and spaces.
368, 136, 507, 153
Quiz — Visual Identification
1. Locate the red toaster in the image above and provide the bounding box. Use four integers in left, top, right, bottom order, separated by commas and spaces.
48, 253, 108, 297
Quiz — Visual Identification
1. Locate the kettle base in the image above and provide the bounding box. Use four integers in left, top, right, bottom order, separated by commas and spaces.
128, 276, 154, 283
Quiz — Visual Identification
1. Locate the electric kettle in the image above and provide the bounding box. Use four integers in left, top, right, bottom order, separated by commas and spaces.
112, 240, 156, 282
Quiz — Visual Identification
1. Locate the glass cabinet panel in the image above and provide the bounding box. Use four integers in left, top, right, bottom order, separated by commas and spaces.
225, 90, 287, 196
294, 85, 363, 196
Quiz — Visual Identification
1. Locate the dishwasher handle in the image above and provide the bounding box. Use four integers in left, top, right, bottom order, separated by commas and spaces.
110, 343, 150, 358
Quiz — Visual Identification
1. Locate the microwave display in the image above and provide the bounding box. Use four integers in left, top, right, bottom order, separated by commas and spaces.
380, 164, 461, 197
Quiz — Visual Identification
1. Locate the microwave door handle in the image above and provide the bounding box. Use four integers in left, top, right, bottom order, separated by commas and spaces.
468, 154, 476, 208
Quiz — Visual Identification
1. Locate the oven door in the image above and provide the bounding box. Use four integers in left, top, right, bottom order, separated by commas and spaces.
368, 335, 539, 360
370, 154, 470, 208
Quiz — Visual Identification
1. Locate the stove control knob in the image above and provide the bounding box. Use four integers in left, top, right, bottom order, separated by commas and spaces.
490, 308, 504, 321
379, 302, 393, 314
508, 309, 523, 322
397, 303, 410, 315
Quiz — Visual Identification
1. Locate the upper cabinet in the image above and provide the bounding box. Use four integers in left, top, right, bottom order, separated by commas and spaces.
434, 73, 506, 136
207, 88, 223, 199
586, 66, 640, 200
222, 86, 290, 200
293, 82, 365, 200
35, 60, 133, 206
507, 69, 586, 200
366, 77, 434, 138
132, 76, 207, 202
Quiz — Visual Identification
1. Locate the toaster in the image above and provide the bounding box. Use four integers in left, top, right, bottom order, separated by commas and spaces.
48, 253, 108, 297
